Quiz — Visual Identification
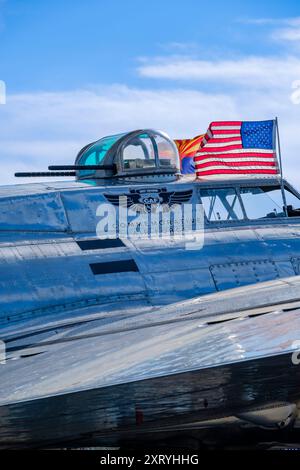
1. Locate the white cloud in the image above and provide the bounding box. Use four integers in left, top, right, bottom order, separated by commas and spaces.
267, 16, 300, 43
158, 42, 201, 55
138, 56, 300, 87
238, 17, 300, 26
239, 16, 300, 44
273, 26, 300, 42
0, 83, 300, 189
0, 86, 236, 184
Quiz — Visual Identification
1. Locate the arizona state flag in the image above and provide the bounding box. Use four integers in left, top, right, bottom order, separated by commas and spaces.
175, 134, 204, 174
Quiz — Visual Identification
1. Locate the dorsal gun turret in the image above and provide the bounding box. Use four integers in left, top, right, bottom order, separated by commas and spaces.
75, 129, 180, 183
15, 129, 180, 184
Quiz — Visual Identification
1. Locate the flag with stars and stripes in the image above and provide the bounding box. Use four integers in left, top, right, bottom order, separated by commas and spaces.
194, 120, 280, 178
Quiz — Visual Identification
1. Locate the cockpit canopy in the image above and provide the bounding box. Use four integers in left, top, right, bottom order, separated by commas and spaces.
75, 129, 180, 182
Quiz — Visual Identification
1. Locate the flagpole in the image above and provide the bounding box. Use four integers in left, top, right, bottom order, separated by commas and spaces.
275, 117, 288, 216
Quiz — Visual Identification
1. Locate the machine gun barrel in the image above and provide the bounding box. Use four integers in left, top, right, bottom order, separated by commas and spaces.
15, 172, 76, 177
48, 165, 116, 171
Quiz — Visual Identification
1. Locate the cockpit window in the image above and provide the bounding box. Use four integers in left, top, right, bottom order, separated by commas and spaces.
155, 134, 179, 169
78, 133, 126, 177
75, 129, 180, 181
240, 186, 300, 219
240, 186, 285, 219
285, 188, 300, 216
121, 132, 179, 171
200, 188, 244, 222
123, 133, 156, 170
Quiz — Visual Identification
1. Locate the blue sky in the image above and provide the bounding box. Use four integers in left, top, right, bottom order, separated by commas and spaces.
0, 0, 298, 92
1, 0, 300, 185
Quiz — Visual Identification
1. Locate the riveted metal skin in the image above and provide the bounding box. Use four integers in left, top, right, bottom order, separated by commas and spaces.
1, 178, 300, 321
1, 176, 300, 448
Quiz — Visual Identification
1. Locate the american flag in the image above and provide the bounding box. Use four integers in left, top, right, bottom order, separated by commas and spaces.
194, 120, 280, 178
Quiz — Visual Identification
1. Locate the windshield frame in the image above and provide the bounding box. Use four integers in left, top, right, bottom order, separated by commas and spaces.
75, 133, 127, 178
199, 187, 246, 223
199, 180, 300, 225
116, 129, 179, 175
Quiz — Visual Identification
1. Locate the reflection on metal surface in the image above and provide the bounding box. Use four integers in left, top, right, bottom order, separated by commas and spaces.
2, 136, 300, 448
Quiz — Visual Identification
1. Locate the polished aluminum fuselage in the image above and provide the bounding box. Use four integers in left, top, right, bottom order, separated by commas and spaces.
1, 177, 300, 323
1, 176, 300, 448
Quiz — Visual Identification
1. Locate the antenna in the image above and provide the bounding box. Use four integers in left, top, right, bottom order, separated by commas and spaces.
275, 117, 288, 216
